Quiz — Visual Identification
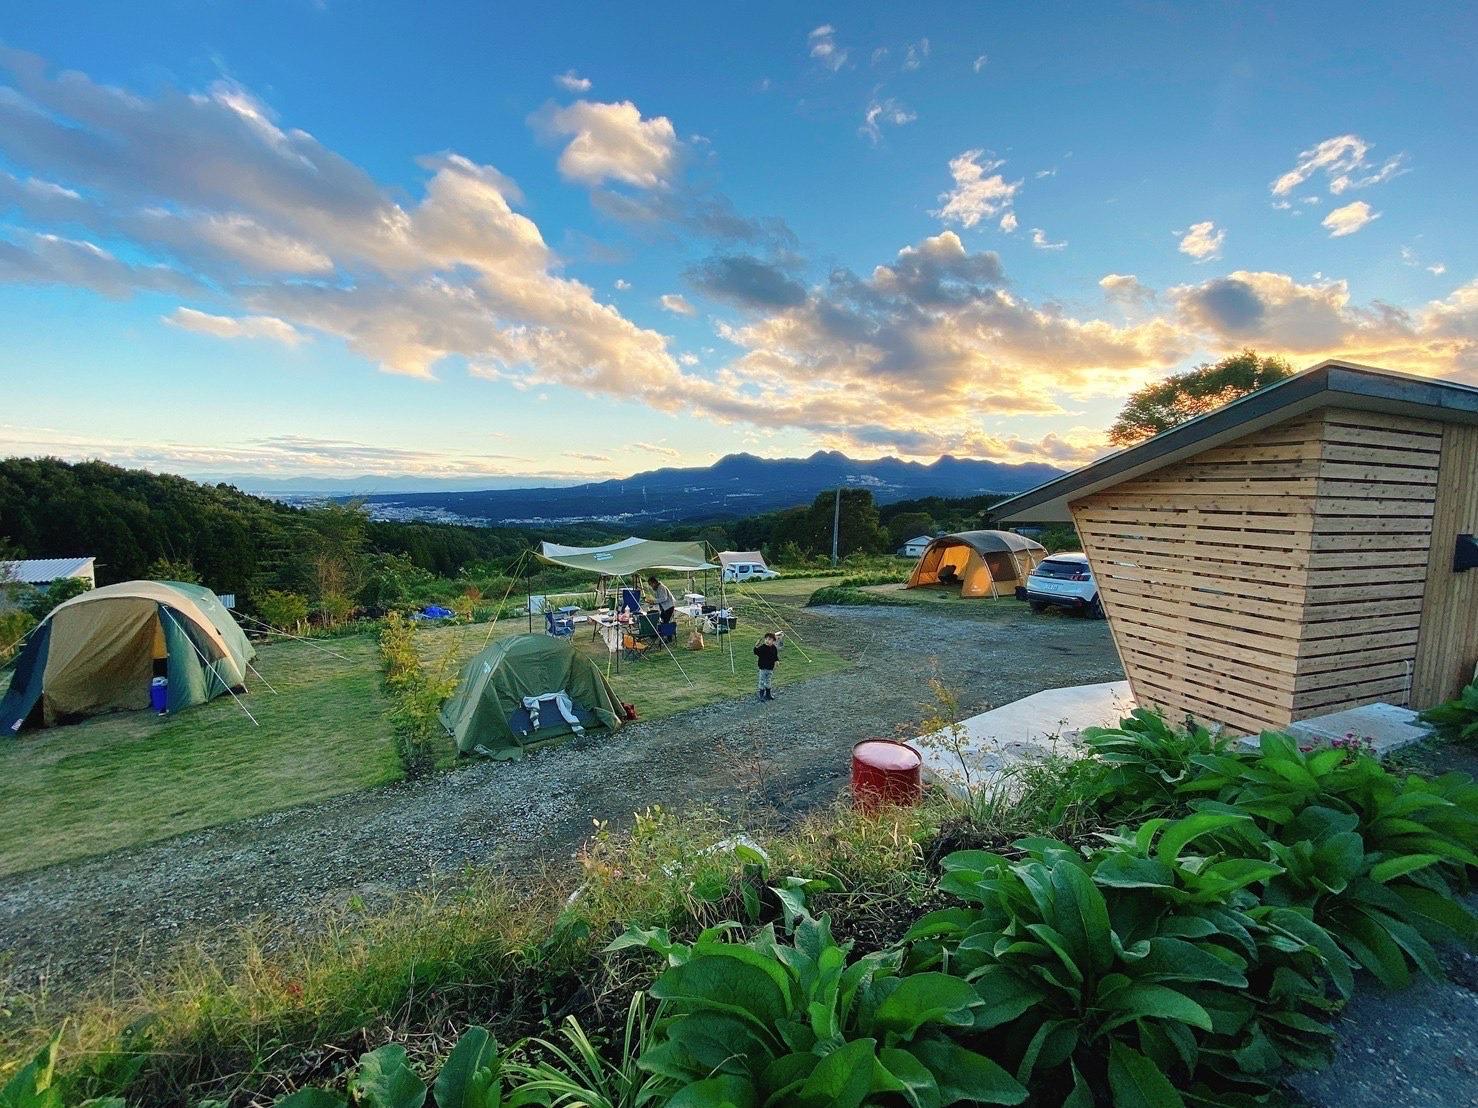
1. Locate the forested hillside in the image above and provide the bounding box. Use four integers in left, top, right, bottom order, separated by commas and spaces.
0, 459, 543, 606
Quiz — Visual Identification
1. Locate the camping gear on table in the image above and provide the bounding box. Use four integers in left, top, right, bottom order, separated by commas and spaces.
905, 530, 1046, 598
1, 579, 255, 734
440, 633, 624, 759
851, 739, 923, 811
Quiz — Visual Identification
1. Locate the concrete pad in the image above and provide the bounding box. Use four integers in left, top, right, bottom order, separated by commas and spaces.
912, 680, 1134, 798
1242, 702, 1434, 757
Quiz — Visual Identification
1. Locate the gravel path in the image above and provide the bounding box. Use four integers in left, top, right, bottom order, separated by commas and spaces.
0, 603, 1121, 991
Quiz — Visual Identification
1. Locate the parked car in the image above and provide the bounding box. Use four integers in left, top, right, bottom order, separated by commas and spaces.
722, 561, 778, 583
1025, 552, 1103, 618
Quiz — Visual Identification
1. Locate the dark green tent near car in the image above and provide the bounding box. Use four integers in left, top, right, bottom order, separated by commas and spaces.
440, 633, 624, 758
1, 579, 255, 734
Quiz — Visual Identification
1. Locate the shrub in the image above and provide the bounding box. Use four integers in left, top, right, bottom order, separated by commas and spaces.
379, 613, 458, 776
0, 607, 36, 665
805, 586, 906, 607
255, 589, 311, 633
1421, 681, 1478, 744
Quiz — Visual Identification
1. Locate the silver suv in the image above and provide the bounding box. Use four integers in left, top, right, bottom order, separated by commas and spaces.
1025, 552, 1104, 619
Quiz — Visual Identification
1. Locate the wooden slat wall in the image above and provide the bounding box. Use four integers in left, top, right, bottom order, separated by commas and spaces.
1072, 416, 1324, 733
1293, 408, 1441, 718
1071, 406, 1452, 734
1411, 423, 1478, 706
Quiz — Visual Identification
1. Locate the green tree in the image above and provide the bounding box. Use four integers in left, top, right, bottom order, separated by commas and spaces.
1108, 349, 1294, 445
22, 576, 92, 620
886, 511, 935, 550
145, 556, 201, 583
255, 589, 310, 633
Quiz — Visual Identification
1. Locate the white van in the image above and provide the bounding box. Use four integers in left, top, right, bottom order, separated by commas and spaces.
722, 561, 778, 583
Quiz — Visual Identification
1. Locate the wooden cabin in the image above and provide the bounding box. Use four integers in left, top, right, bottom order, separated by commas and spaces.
991, 361, 1478, 734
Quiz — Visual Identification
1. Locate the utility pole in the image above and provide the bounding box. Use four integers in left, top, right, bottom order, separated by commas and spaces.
831, 487, 841, 567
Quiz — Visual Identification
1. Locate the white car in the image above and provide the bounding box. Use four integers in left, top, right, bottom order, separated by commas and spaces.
722, 561, 778, 583
1025, 552, 1104, 618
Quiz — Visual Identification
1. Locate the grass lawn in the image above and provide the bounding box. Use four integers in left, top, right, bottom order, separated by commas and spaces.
0, 578, 854, 877
416, 576, 851, 728
0, 633, 400, 878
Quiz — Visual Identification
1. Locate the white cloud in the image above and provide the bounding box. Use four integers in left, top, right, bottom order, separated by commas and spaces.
999, 212, 1018, 233
165, 307, 304, 345
540, 100, 678, 188
1270, 133, 1407, 197
1099, 273, 1155, 308
1402, 246, 1447, 276
1322, 200, 1379, 238
633, 440, 680, 458
972, 54, 988, 72
1177, 220, 1225, 261
1429, 262, 1447, 276
902, 38, 930, 71
808, 25, 848, 72
554, 69, 592, 93
659, 293, 696, 315
1031, 228, 1066, 251
860, 97, 916, 144
0, 229, 196, 298
614, 278, 631, 290
678, 352, 699, 366
933, 150, 1021, 228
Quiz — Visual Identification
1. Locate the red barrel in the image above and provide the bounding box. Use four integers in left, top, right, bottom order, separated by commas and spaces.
851, 739, 922, 811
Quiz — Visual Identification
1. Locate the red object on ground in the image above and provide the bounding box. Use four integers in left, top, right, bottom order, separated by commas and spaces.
851, 739, 923, 811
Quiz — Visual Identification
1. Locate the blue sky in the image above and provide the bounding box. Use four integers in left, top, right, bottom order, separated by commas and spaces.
0, 1, 1473, 484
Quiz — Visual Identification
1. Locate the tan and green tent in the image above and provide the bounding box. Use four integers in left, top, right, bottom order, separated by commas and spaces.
904, 530, 1047, 598
1, 580, 255, 733
441, 633, 624, 759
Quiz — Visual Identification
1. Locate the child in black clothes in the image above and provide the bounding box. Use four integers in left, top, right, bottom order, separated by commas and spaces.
754, 630, 782, 701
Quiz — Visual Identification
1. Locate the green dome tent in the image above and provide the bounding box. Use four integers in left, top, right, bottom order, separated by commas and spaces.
441, 634, 624, 759
1, 579, 256, 734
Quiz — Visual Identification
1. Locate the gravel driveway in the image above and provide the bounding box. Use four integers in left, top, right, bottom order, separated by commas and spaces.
0, 602, 1121, 991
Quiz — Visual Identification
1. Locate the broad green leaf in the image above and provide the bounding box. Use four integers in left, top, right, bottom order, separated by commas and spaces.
1052, 861, 1115, 975
872, 974, 981, 1037
1156, 813, 1250, 864
1098, 984, 1212, 1033
432, 1027, 499, 1108
650, 953, 789, 1035
1108, 1041, 1185, 1108
0, 1032, 62, 1108
1368, 854, 1442, 883
875, 1049, 942, 1108
912, 1039, 1027, 1106
971, 967, 1046, 1030
795, 1038, 875, 1108
1139, 938, 1247, 988
348, 1045, 426, 1108
668, 1075, 758, 1108
1095, 854, 1176, 889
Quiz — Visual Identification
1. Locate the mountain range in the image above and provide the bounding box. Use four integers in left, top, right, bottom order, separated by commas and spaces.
347, 451, 1065, 525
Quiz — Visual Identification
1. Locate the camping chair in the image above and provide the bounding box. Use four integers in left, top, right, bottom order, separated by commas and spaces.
636, 612, 663, 641
545, 610, 575, 637
622, 631, 650, 662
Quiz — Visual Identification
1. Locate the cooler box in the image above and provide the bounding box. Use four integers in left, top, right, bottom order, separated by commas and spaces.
150, 677, 169, 714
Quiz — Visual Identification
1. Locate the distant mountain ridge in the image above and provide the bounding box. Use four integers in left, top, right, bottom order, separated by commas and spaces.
352, 450, 1064, 525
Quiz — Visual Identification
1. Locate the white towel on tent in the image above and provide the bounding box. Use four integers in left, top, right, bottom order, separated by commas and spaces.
522, 690, 584, 734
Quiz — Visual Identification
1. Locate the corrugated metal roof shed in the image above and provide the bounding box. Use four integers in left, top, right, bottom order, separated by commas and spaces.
1, 557, 96, 585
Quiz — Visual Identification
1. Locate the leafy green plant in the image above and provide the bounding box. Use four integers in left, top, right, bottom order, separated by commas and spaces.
1076, 710, 1237, 823
904, 816, 1348, 1105
623, 912, 1027, 1107
1421, 681, 1478, 744
0, 1032, 123, 1108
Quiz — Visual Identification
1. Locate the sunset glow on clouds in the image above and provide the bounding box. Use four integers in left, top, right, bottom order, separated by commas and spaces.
0, 4, 1473, 481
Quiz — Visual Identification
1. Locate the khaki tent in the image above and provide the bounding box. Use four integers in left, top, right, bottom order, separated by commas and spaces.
441, 633, 624, 758
1, 580, 255, 733
905, 530, 1046, 598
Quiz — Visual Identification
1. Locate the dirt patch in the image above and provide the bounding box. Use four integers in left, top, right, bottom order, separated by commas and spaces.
0, 602, 1120, 992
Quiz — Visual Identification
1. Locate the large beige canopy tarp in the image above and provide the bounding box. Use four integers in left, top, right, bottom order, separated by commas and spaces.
537, 537, 717, 575
905, 530, 1047, 598
717, 550, 768, 568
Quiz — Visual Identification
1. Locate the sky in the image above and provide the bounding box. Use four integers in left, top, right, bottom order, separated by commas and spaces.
0, 1, 1474, 486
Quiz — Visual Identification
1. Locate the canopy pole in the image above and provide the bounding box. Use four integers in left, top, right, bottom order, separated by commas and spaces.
234, 612, 353, 662
480, 548, 530, 649
164, 608, 258, 727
